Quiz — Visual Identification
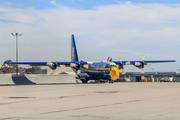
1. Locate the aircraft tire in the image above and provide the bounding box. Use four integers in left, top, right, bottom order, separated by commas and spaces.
109, 80, 113, 84
81, 79, 87, 83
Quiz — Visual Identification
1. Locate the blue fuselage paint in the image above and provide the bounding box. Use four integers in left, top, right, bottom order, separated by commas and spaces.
80, 61, 115, 80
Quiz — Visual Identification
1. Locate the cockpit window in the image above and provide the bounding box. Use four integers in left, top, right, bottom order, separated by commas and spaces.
110, 65, 117, 67
88, 62, 109, 68
105, 64, 110, 68
88, 62, 117, 68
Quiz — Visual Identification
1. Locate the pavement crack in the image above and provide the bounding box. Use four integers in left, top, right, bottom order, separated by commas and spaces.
125, 100, 141, 103
39, 102, 124, 115
39, 100, 142, 115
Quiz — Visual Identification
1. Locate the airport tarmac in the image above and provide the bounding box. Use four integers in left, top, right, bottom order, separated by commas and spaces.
0, 83, 180, 120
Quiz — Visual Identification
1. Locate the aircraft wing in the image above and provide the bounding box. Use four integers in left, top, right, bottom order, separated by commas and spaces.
113, 60, 176, 65
4, 61, 88, 66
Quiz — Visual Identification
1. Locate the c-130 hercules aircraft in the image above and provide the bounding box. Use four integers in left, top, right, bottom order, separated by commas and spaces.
5, 34, 175, 83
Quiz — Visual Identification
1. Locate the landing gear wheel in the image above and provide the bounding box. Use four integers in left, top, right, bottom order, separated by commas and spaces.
109, 80, 113, 84
81, 79, 87, 83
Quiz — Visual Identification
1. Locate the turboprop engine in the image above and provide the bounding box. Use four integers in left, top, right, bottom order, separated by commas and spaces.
82, 64, 89, 69
46, 56, 60, 75
70, 62, 89, 74
46, 62, 57, 70
133, 55, 152, 73
70, 56, 89, 75
134, 62, 143, 68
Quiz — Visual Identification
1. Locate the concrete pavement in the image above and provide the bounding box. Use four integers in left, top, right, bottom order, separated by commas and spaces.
0, 83, 180, 120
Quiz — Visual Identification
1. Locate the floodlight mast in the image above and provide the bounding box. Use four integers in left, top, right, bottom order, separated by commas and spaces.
11, 32, 22, 75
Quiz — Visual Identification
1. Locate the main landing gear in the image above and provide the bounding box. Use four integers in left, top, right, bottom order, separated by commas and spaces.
81, 78, 88, 83
109, 80, 114, 84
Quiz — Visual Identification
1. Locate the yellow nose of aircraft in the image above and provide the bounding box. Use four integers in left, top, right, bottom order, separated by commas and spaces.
109, 67, 119, 80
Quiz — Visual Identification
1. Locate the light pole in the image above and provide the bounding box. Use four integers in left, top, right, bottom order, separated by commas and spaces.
11, 32, 22, 75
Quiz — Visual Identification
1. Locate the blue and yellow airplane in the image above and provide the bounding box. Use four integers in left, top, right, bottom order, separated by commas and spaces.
5, 34, 175, 83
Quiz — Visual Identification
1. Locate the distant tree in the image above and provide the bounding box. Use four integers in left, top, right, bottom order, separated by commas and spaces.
26, 66, 41, 74
1, 67, 15, 74
1, 60, 41, 74
18, 67, 26, 74
3, 60, 16, 69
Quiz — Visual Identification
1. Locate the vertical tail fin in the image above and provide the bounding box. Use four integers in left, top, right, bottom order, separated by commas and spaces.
71, 34, 79, 62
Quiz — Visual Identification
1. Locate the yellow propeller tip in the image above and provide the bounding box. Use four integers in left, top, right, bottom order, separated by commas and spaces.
52, 73, 56, 75
56, 55, 59, 58
142, 55, 145, 57
141, 72, 145, 74
122, 72, 126, 75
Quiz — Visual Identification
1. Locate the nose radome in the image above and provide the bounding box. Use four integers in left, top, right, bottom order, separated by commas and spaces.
109, 67, 119, 80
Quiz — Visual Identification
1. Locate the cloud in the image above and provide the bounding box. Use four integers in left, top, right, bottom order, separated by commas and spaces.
72, 0, 83, 2
50, 0, 58, 6
0, 2, 179, 71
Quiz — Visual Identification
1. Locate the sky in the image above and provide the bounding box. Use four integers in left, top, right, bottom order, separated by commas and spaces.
0, 0, 180, 72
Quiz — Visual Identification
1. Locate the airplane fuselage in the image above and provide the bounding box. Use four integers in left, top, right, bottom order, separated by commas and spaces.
79, 61, 119, 82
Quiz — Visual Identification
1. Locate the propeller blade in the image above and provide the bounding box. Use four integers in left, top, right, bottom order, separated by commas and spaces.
122, 69, 126, 75
142, 55, 145, 61
77, 56, 82, 75
56, 55, 59, 64
119, 56, 126, 74
77, 70, 81, 75
141, 55, 145, 73
141, 68, 145, 74
118, 56, 123, 69
119, 56, 122, 64
79, 56, 81, 62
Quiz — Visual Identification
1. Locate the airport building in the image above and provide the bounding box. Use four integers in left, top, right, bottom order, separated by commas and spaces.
119, 72, 180, 82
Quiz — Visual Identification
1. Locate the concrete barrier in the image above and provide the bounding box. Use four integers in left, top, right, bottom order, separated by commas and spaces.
0, 73, 76, 85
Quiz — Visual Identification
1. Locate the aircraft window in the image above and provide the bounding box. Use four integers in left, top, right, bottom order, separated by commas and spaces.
105, 64, 110, 68
89, 62, 108, 68
88, 64, 93, 68
110, 65, 117, 67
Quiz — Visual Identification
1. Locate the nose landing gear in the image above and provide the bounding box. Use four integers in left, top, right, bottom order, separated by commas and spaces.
109, 80, 114, 84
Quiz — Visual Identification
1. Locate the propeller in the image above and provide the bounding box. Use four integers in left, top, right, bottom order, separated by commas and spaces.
70, 56, 89, 76
134, 55, 146, 73
53, 55, 60, 75
47, 55, 59, 75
